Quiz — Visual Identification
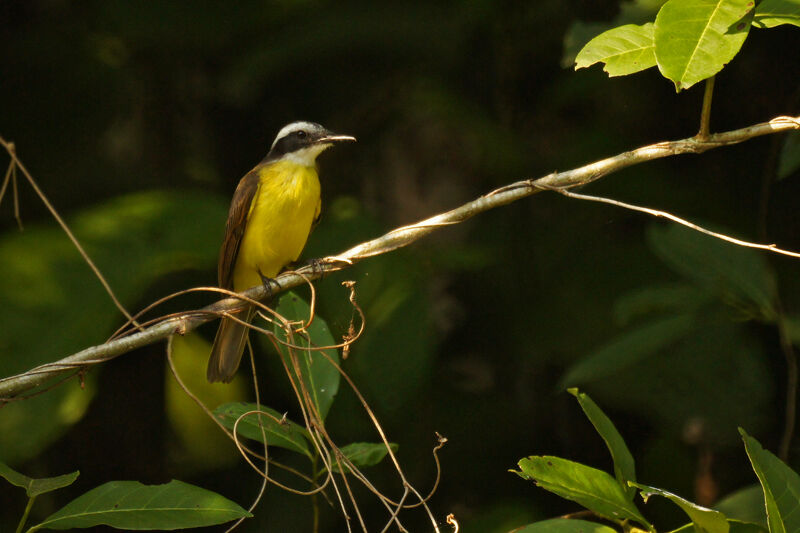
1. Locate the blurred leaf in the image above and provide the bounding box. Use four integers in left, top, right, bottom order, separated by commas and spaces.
220, 4, 479, 105
584, 322, 771, 444
614, 283, 714, 325
560, 313, 696, 387
512, 518, 618, 532
0, 462, 79, 497
30, 480, 250, 531
575, 23, 656, 76
781, 315, 800, 348
0, 191, 227, 463
714, 485, 766, 527
214, 402, 312, 459
646, 224, 777, 320
654, 0, 754, 90
273, 292, 340, 420
568, 389, 637, 499
777, 131, 800, 179
0, 379, 95, 466
165, 333, 248, 470
328, 442, 399, 474
669, 520, 767, 533
514, 456, 651, 528
459, 501, 540, 533
631, 482, 729, 533
740, 429, 800, 533
753, 0, 800, 28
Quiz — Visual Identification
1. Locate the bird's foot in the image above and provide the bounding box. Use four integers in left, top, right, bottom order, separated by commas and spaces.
257, 269, 281, 299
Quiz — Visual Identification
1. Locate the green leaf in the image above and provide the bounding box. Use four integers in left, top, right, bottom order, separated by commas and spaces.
714, 485, 766, 526
213, 403, 312, 458
668, 520, 767, 533
614, 284, 714, 325
646, 224, 777, 320
630, 482, 729, 533
575, 23, 657, 76
562, 0, 667, 67
740, 429, 800, 533
514, 456, 651, 528
329, 442, 399, 474
580, 322, 770, 444
753, 0, 800, 28
560, 313, 696, 387
568, 389, 637, 499
0, 462, 79, 497
654, 0, 755, 90
782, 315, 800, 348
512, 518, 619, 532
30, 480, 250, 531
777, 131, 800, 179
273, 292, 341, 420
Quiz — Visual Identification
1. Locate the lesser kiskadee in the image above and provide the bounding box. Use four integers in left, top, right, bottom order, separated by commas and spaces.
207, 121, 356, 383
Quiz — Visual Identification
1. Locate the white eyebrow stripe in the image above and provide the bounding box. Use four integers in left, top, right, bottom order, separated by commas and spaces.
271, 121, 321, 149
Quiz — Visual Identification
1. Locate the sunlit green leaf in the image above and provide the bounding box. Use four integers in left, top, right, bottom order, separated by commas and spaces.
214, 402, 312, 458
740, 429, 800, 533
753, 0, 800, 28
514, 456, 651, 528
563, 0, 668, 66
575, 23, 656, 76
273, 292, 340, 420
568, 389, 637, 499
0, 462, 79, 497
30, 480, 250, 530
631, 482, 729, 533
654, 0, 755, 90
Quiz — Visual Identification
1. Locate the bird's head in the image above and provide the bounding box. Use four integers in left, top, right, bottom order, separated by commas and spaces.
267, 121, 356, 166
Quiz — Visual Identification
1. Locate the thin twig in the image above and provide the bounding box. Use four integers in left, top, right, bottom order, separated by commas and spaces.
541, 186, 800, 259
1, 114, 799, 400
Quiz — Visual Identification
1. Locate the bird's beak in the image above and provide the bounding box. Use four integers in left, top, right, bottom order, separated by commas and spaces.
318, 134, 357, 144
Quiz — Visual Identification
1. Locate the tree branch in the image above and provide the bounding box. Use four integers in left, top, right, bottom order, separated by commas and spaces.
1, 114, 798, 400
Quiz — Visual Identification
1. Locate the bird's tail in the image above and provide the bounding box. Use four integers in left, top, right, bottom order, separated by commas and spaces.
207, 307, 254, 383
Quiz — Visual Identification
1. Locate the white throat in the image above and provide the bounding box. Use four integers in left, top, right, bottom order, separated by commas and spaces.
282, 143, 331, 166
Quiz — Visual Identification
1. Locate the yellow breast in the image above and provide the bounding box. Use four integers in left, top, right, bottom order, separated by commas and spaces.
232, 160, 321, 291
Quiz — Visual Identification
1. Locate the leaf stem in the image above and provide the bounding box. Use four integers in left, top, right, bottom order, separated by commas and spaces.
16, 496, 35, 533
698, 76, 715, 140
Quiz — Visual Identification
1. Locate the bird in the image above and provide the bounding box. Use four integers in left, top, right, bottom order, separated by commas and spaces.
207, 121, 356, 383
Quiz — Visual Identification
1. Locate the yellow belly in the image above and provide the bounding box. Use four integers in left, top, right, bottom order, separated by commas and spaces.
232, 160, 321, 291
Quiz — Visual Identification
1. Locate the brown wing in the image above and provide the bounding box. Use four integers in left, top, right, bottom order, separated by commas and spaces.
218, 168, 261, 289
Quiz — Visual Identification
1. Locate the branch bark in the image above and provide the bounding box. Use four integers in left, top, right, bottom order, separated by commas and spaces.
1, 114, 798, 400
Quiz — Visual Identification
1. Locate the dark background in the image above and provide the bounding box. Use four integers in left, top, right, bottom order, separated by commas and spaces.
1, 1, 799, 532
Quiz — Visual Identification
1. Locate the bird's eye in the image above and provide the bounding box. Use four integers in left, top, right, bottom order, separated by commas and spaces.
296, 130, 307, 138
